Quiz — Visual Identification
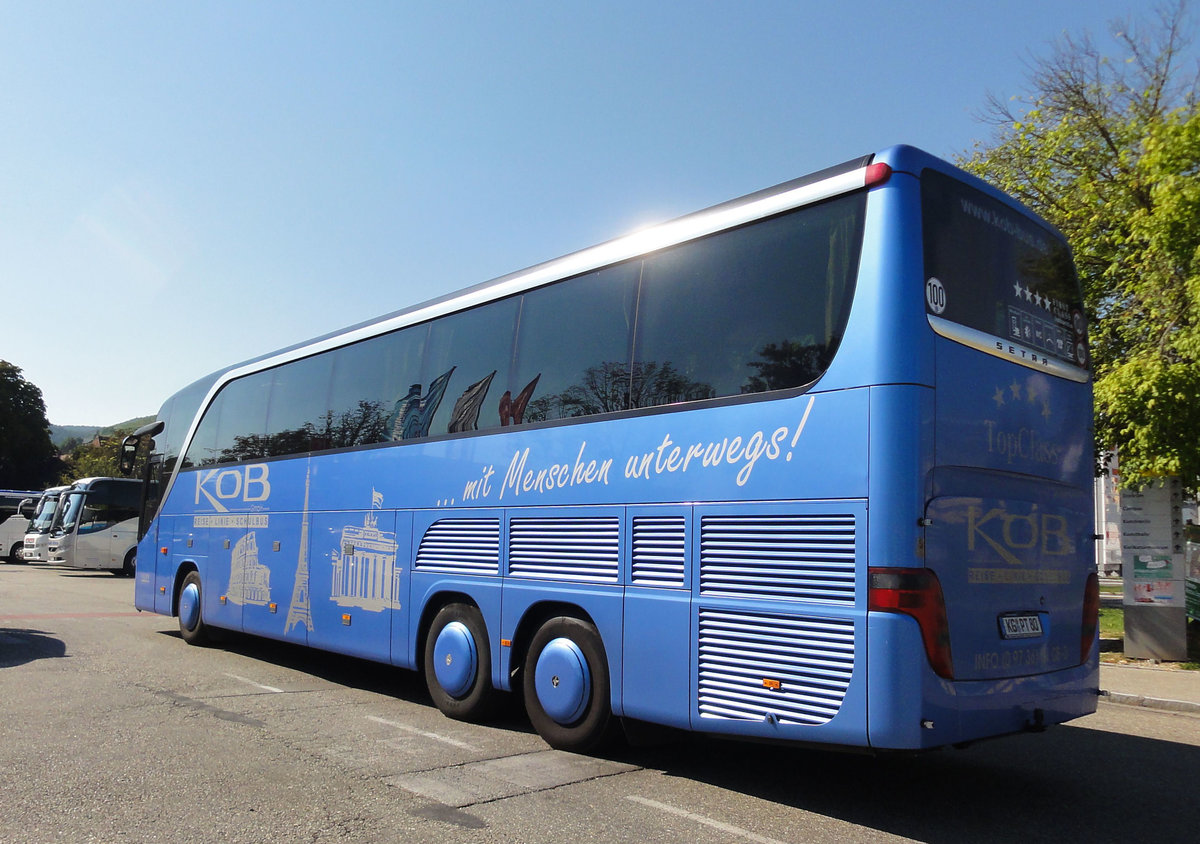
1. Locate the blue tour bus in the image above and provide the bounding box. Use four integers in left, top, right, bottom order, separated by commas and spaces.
129, 145, 1099, 752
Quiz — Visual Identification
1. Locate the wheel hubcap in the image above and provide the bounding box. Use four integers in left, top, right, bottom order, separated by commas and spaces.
433, 621, 477, 698
179, 582, 201, 630
535, 637, 590, 725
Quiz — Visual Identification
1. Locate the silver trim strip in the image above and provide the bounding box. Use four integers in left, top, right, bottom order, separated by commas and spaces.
927, 315, 1090, 383
164, 165, 876, 501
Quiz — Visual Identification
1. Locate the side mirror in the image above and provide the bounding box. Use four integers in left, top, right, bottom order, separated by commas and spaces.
18, 498, 33, 518
119, 436, 139, 477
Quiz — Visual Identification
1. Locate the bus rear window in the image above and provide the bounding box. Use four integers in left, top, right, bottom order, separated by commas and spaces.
921, 169, 1087, 370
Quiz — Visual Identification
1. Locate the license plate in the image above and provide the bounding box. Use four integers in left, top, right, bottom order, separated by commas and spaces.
999, 614, 1043, 639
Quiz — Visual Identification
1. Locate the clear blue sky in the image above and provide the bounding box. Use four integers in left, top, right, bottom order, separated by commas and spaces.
0, 0, 1176, 425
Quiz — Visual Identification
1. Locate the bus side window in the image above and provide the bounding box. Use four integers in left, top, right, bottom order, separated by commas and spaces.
422, 297, 520, 437
513, 263, 639, 422
327, 325, 427, 449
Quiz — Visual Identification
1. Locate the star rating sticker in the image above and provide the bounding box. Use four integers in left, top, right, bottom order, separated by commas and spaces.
993, 387, 1006, 408
1013, 281, 1024, 298
1034, 292, 1044, 308
1009, 380, 1022, 400
1024, 286, 1033, 302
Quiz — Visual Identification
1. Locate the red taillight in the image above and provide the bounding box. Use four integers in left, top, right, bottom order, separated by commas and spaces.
869, 567, 954, 679
1081, 572, 1100, 662
864, 162, 892, 186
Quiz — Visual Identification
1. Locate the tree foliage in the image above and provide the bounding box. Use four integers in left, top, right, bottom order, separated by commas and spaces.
0, 360, 60, 490
60, 430, 134, 484
962, 1, 1200, 490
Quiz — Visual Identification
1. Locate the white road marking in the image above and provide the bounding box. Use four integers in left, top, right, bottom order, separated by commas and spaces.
625, 796, 790, 844
366, 715, 478, 750
223, 673, 284, 693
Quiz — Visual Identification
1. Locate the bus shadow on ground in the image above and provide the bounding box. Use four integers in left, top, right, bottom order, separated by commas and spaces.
617, 720, 1200, 841
153, 627, 1200, 840
156, 628, 534, 731
0, 628, 67, 668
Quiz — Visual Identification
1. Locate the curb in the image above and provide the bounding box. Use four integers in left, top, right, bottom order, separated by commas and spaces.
1100, 690, 1200, 715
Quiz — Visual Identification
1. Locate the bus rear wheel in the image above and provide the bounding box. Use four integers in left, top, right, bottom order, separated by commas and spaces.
120, 550, 136, 578
423, 603, 496, 722
522, 616, 615, 753
178, 571, 213, 646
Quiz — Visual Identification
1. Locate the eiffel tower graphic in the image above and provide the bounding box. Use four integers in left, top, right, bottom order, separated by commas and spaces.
284, 467, 313, 634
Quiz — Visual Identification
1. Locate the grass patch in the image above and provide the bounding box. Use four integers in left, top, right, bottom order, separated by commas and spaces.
1099, 607, 1124, 638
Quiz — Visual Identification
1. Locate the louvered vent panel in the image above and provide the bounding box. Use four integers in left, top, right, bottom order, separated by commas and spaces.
631, 516, 686, 587
697, 609, 854, 725
415, 518, 500, 574
699, 515, 856, 604
508, 517, 619, 582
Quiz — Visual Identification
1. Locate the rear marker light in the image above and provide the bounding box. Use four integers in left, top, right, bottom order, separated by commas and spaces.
864, 162, 892, 186
869, 567, 954, 679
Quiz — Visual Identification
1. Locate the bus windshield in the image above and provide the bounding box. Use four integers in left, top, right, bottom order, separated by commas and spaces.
29, 494, 61, 533
55, 492, 86, 535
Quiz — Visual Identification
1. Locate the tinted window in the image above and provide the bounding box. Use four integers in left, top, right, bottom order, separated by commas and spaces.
421, 298, 520, 437
633, 195, 864, 407
179, 189, 868, 465
161, 374, 220, 471
328, 326, 427, 449
265, 353, 333, 455
515, 264, 639, 422
188, 371, 271, 465
922, 169, 1087, 369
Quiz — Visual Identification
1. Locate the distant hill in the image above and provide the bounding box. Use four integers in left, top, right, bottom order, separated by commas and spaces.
49, 415, 155, 450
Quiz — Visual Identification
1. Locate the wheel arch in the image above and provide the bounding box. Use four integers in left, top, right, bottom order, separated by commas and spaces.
416, 589, 486, 666
508, 600, 602, 691
171, 561, 199, 617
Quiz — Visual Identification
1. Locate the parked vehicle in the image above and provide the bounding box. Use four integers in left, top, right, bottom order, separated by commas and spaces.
22, 486, 69, 563
128, 146, 1097, 753
46, 478, 142, 576
0, 492, 38, 562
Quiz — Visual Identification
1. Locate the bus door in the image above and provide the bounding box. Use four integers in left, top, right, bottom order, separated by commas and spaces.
72, 495, 115, 568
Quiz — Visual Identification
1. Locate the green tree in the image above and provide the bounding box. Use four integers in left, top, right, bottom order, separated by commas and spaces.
0, 360, 60, 489
962, 1, 1200, 491
60, 429, 139, 483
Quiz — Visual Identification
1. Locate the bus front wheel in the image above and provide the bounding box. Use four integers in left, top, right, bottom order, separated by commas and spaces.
178, 571, 213, 646
522, 616, 615, 752
423, 603, 496, 722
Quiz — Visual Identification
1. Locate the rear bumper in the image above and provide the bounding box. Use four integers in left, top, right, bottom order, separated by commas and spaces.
868, 612, 1099, 749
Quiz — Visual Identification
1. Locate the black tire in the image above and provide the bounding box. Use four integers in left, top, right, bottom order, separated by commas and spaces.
178, 570, 213, 646
423, 602, 496, 722
120, 550, 136, 578
7, 542, 24, 563
522, 616, 615, 753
